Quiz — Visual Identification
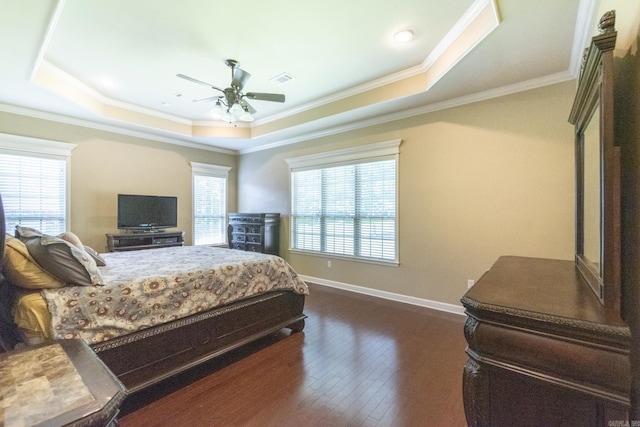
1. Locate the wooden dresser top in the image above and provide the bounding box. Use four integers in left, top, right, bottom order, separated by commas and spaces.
461, 256, 629, 341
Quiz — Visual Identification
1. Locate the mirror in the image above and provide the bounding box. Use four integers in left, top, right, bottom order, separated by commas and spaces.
569, 10, 621, 315
582, 105, 601, 274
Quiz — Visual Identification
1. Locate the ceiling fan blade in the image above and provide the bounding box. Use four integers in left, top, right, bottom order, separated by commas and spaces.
232, 68, 251, 91
176, 74, 224, 93
193, 96, 221, 103
240, 98, 257, 114
245, 92, 285, 103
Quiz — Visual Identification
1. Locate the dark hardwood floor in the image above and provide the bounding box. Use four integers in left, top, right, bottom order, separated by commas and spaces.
118, 283, 468, 427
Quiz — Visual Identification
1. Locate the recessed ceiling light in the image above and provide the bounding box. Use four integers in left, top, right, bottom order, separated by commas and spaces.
394, 29, 414, 43
97, 76, 118, 88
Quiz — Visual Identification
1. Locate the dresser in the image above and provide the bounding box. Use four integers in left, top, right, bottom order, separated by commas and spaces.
461, 256, 631, 426
461, 12, 637, 426
227, 213, 280, 255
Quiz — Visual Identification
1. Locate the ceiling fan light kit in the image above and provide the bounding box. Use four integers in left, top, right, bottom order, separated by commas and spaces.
239, 106, 254, 122
229, 102, 244, 115
211, 100, 227, 121
178, 59, 285, 123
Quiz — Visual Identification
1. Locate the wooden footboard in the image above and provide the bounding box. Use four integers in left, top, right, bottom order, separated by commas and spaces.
91, 290, 305, 393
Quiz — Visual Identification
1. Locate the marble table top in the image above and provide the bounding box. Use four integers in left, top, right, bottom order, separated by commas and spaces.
1, 343, 94, 426
0, 340, 126, 427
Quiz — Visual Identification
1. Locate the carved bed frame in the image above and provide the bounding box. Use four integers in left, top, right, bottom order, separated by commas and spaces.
0, 194, 306, 393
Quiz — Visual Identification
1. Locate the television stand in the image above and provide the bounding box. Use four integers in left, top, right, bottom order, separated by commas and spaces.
125, 229, 166, 234
106, 231, 185, 252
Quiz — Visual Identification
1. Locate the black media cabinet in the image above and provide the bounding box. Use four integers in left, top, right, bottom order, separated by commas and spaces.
106, 231, 185, 252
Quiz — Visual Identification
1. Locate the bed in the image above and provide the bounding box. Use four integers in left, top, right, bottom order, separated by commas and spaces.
0, 195, 308, 393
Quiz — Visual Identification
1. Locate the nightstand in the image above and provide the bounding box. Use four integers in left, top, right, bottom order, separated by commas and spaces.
0, 339, 127, 427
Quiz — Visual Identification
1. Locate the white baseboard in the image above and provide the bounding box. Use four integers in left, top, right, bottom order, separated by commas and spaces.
299, 275, 466, 316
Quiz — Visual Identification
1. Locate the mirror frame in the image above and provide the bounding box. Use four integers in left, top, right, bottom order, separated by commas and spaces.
569, 11, 621, 315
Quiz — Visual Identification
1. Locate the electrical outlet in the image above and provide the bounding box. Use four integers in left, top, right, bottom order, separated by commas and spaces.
467, 279, 475, 289
328, 260, 332, 268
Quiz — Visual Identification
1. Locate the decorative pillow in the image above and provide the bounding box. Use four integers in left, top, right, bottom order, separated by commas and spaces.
83, 245, 107, 267
3, 234, 66, 289
57, 232, 106, 266
57, 231, 83, 249
16, 226, 105, 285
16, 227, 104, 286
14, 226, 43, 241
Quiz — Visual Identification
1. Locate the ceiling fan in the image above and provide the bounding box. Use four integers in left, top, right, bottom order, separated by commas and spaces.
177, 59, 285, 123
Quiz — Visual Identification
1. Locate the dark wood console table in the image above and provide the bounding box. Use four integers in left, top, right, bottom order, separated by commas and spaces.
461, 256, 631, 427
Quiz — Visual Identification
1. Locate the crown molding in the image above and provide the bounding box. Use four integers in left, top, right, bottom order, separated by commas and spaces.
39, 61, 195, 126
239, 70, 575, 154
569, 0, 599, 78
11, 0, 582, 158
253, 64, 426, 127
30, 0, 66, 82
0, 67, 574, 158
0, 103, 237, 155
422, 0, 499, 71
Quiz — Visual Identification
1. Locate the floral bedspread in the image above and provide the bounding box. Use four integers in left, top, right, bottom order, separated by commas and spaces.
42, 246, 309, 343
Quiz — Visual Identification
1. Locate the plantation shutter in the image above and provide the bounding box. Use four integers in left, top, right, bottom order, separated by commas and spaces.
191, 162, 231, 245
288, 140, 399, 263
0, 135, 75, 235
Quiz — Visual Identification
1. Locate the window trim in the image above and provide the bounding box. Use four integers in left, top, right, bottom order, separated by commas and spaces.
286, 140, 401, 266
190, 161, 231, 246
0, 133, 76, 231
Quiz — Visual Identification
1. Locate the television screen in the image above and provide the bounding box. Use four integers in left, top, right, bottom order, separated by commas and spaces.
117, 194, 177, 231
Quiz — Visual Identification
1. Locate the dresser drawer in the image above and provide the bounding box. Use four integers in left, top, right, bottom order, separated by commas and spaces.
246, 243, 262, 252
247, 225, 261, 234
245, 234, 262, 244
232, 233, 246, 243
231, 225, 247, 233
230, 242, 246, 251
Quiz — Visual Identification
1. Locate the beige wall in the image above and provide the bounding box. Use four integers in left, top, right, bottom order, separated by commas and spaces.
0, 80, 577, 307
237, 81, 577, 306
0, 112, 237, 250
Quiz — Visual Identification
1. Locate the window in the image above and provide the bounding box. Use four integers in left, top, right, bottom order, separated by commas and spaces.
0, 134, 75, 235
191, 162, 231, 245
286, 140, 400, 264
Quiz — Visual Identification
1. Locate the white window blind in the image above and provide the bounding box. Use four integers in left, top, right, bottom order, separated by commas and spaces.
287, 140, 400, 263
0, 134, 75, 235
191, 162, 231, 246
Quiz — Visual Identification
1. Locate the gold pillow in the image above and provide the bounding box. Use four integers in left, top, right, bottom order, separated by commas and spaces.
3, 235, 66, 289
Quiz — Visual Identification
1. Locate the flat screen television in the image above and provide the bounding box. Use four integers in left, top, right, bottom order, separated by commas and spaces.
117, 194, 177, 232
